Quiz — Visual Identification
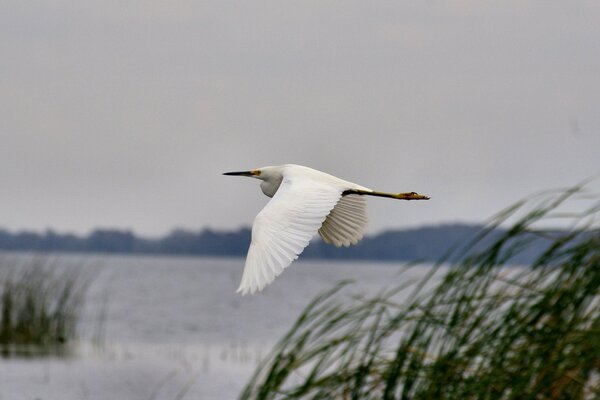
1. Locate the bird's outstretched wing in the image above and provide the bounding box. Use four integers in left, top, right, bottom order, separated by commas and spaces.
319, 194, 368, 247
237, 176, 342, 295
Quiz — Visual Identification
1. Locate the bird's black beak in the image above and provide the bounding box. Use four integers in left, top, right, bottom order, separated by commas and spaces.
223, 170, 260, 177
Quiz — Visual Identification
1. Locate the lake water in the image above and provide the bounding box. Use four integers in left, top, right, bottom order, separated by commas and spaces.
0, 253, 435, 400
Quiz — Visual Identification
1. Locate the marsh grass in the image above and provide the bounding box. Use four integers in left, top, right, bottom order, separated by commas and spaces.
241, 187, 600, 399
0, 256, 90, 356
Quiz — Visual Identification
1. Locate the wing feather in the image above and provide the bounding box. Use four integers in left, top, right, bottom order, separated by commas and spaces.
237, 176, 342, 295
318, 194, 368, 248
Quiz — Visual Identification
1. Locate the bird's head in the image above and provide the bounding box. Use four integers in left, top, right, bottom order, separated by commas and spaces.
223, 166, 283, 197
223, 166, 284, 181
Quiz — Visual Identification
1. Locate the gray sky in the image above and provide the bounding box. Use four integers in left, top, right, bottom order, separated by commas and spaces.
2, 1, 599, 236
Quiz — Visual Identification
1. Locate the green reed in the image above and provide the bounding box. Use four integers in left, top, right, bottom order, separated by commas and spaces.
241, 187, 600, 399
0, 257, 89, 354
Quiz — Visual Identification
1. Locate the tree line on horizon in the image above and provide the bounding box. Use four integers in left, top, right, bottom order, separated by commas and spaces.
0, 223, 557, 264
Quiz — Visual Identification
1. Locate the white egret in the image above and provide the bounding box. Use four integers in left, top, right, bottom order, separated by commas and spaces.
224, 164, 430, 295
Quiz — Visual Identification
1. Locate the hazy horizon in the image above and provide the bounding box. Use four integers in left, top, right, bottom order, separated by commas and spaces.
0, 218, 491, 238
2, 1, 599, 236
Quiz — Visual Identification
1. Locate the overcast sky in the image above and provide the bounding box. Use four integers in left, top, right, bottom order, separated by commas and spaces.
1, 1, 599, 236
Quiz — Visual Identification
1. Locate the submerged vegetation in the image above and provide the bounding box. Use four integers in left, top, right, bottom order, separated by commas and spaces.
0, 257, 89, 355
241, 187, 600, 399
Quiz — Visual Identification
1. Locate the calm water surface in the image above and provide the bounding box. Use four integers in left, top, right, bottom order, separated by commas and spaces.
0, 253, 434, 400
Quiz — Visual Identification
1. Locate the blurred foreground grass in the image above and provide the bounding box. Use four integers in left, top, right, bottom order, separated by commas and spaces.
0, 257, 89, 355
241, 187, 600, 399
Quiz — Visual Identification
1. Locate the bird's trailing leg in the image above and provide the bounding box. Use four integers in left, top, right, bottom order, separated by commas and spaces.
343, 189, 430, 200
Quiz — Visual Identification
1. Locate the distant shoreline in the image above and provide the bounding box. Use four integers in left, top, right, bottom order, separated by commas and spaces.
0, 223, 560, 264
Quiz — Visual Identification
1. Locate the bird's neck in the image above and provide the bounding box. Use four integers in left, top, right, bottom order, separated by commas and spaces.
260, 177, 283, 198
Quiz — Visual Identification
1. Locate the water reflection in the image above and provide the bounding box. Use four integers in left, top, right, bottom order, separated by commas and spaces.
0, 254, 421, 399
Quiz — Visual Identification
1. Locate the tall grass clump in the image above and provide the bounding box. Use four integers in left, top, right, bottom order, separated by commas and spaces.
241, 187, 600, 399
0, 257, 89, 354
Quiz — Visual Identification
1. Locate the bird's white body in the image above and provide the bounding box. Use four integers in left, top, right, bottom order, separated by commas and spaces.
258, 164, 369, 198
224, 164, 429, 295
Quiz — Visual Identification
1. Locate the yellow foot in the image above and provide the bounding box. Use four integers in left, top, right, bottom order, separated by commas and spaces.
394, 192, 430, 200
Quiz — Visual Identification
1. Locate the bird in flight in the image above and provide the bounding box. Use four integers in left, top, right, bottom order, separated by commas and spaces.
224, 164, 430, 295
